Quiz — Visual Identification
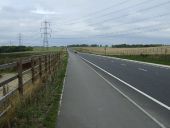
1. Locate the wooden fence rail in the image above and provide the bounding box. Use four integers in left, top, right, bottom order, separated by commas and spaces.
0, 52, 62, 118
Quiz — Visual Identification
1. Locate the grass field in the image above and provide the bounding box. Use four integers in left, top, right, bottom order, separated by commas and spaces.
0, 47, 62, 64
75, 46, 170, 66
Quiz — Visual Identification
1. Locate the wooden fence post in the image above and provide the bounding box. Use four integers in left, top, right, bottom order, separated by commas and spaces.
54, 54, 56, 71
52, 54, 54, 72
165, 48, 168, 55
59, 52, 61, 67
49, 54, 51, 74
17, 59, 23, 95
57, 53, 60, 68
45, 55, 48, 73
54, 54, 57, 71
56, 54, 58, 67
39, 57, 42, 78
31, 58, 35, 84
3, 86, 7, 96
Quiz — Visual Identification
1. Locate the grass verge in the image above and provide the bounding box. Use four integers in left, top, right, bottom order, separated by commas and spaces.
10, 53, 68, 128
0, 47, 63, 64
108, 54, 170, 66
76, 48, 170, 66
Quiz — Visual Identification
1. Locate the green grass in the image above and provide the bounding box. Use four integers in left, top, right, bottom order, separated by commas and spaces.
0, 47, 65, 85
0, 47, 63, 65
12, 53, 68, 128
108, 54, 170, 66
33, 47, 61, 52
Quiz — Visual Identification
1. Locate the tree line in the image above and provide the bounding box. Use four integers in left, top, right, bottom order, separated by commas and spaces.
68, 44, 102, 47
111, 44, 163, 48
0, 46, 33, 53
68, 44, 163, 48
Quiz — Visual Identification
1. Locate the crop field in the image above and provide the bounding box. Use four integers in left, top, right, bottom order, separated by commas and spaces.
75, 46, 170, 66
75, 46, 170, 55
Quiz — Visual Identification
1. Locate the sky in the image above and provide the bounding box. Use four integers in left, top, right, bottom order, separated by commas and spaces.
0, 0, 170, 46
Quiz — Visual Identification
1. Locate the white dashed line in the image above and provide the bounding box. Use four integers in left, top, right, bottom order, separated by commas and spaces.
121, 64, 126, 66
138, 68, 147, 72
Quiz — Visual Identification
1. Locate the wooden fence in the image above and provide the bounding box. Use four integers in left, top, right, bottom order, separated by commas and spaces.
0, 52, 62, 118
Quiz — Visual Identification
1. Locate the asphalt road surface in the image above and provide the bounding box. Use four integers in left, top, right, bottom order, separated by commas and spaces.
79, 53, 170, 107
56, 50, 170, 128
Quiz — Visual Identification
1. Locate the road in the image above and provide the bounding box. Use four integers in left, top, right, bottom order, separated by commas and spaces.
79, 53, 170, 107
56, 50, 170, 128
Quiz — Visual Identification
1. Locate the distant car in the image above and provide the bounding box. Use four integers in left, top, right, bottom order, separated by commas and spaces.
74, 51, 78, 54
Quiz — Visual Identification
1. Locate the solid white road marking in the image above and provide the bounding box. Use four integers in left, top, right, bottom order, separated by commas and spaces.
138, 68, 148, 72
81, 57, 166, 128
80, 56, 170, 111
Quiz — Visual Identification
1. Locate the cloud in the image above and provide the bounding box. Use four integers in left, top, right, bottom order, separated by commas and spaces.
0, 0, 170, 46
31, 8, 56, 15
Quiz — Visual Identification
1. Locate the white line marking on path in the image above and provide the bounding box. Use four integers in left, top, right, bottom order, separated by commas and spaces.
57, 60, 68, 116
81, 57, 166, 128
80, 56, 170, 111
121, 64, 126, 66
138, 68, 147, 72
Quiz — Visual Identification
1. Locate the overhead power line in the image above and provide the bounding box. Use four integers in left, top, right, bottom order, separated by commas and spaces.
90, 12, 170, 30
88, 0, 170, 26
66, 0, 157, 25
52, 22, 170, 40
94, 22, 170, 38
116, 12, 170, 27
67, 0, 129, 24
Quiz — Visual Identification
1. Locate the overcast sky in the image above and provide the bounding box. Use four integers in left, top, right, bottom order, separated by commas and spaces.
0, 0, 170, 46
